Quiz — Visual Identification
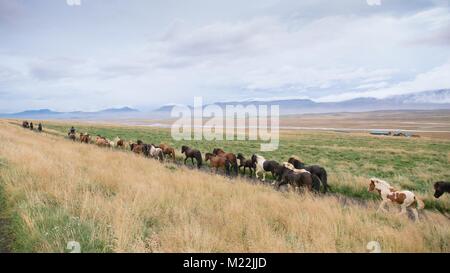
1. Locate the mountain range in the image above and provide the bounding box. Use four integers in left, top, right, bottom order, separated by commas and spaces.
0, 107, 140, 120
154, 89, 450, 116
2, 89, 450, 119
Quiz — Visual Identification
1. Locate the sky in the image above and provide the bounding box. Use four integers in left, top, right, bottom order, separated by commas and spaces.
0, 0, 449, 112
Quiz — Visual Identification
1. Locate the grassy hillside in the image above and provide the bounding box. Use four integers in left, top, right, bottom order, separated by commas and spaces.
43, 121, 450, 213
0, 120, 449, 252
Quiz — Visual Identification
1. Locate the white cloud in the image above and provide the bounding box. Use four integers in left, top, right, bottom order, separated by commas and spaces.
1, 3, 450, 111
319, 62, 450, 102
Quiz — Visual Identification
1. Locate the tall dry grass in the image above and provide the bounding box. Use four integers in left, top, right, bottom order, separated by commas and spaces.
0, 120, 449, 252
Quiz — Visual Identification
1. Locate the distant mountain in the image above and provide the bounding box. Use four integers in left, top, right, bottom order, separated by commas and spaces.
97, 107, 139, 114
0, 107, 140, 119
152, 89, 450, 116
3, 89, 450, 120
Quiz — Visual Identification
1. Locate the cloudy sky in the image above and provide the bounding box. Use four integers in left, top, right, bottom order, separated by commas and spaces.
0, 0, 449, 112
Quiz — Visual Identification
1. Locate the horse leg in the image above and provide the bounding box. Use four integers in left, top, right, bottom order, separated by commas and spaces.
184, 157, 188, 165
398, 205, 407, 217
262, 172, 266, 182
191, 157, 195, 166
411, 208, 420, 222
377, 201, 387, 213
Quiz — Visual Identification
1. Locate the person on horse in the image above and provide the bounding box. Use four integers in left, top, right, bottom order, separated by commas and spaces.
29, 122, 34, 130
69, 126, 76, 135
38, 123, 43, 132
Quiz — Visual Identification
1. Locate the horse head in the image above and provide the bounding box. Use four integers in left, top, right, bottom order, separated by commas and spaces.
181, 145, 188, 154
205, 153, 213, 162
434, 182, 446, 198
213, 148, 224, 155
369, 178, 391, 193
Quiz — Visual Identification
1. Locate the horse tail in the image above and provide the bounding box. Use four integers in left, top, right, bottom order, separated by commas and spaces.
321, 167, 329, 193
233, 160, 238, 176
196, 152, 203, 169
311, 174, 321, 193
225, 160, 231, 176
172, 149, 176, 161
415, 196, 425, 210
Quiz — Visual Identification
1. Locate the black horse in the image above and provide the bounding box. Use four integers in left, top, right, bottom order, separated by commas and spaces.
288, 157, 329, 193
434, 181, 450, 198
29, 122, 34, 130
181, 146, 203, 169
273, 165, 320, 193
237, 153, 256, 177
37, 123, 43, 132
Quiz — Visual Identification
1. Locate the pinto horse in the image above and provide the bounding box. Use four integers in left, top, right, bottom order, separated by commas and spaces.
22, 121, 30, 128
288, 156, 329, 193
159, 143, 176, 161
144, 144, 165, 162
213, 148, 238, 176
251, 154, 280, 182
368, 178, 425, 222
181, 146, 203, 169
433, 181, 450, 198
237, 153, 256, 177
113, 137, 125, 148
205, 153, 231, 175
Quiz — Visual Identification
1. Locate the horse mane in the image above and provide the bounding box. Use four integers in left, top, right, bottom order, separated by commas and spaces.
372, 178, 395, 191
254, 154, 265, 161
283, 162, 295, 170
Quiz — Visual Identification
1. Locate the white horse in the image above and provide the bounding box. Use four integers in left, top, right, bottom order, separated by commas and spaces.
149, 144, 165, 161
252, 154, 267, 181
368, 178, 425, 222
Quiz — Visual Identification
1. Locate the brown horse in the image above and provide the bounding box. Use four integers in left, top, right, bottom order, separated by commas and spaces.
22, 121, 29, 128
213, 148, 238, 176
131, 140, 145, 155
159, 143, 176, 161
68, 132, 76, 141
181, 146, 203, 169
205, 153, 230, 175
80, 133, 90, 144
95, 135, 110, 147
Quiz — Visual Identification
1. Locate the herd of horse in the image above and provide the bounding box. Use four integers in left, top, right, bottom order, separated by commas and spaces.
20, 122, 450, 222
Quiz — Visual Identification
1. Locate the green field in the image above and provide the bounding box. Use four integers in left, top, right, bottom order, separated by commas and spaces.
44, 122, 450, 214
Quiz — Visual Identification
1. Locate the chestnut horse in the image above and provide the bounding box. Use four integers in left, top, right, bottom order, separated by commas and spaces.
205, 153, 231, 175
213, 148, 238, 176
159, 143, 176, 161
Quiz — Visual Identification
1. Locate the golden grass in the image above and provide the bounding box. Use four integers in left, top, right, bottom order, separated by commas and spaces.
0, 120, 449, 253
